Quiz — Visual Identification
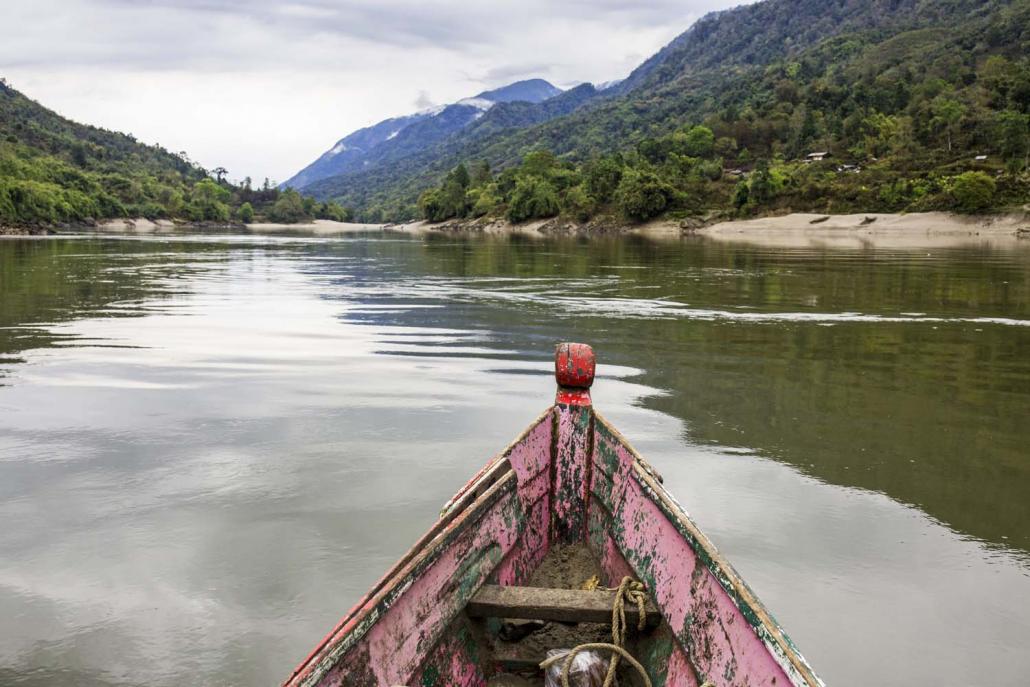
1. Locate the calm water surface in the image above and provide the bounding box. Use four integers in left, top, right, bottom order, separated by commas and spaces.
1, 231, 1028, 686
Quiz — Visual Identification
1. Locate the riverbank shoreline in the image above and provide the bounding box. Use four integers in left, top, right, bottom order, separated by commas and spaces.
699, 211, 1030, 248
383, 216, 691, 239
0, 218, 386, 237
385, 210, 1030, 247
5, 211, 1028, 247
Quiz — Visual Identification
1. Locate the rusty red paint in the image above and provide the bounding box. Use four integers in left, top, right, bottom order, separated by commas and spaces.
555, 342, 595, 406
283, 344, 821, 687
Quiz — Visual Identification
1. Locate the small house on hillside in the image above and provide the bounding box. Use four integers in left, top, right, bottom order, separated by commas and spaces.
804, 151, 830, 163
974, 155, 988, 161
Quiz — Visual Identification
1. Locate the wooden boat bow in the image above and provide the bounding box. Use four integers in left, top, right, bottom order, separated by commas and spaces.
283, 343, 823, 687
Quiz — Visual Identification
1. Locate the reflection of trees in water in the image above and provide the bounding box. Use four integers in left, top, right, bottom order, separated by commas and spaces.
643, 319, 1030, 560
0, 237, 236, 369
336, 234, 1030, 557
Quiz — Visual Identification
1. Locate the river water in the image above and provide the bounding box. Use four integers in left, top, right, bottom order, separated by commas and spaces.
0, 230, 1028, 686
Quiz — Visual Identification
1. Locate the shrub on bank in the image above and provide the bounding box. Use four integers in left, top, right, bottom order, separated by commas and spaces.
950, 171, 996, 212
238, 202, 254, 223
614, 169, 673, 222
507, 177, 559, 223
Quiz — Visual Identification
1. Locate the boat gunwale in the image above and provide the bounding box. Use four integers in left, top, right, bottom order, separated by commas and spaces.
294, 468, 519, 686
284, 407, 554, 687
592, 410, 824, 687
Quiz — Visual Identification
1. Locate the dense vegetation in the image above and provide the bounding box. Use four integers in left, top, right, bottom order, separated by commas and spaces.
309, 0, 1030, 223
0, 80, 351, 227
4, 0, 1029, 227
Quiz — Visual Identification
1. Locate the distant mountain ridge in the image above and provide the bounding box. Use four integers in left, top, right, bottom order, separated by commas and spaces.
282, 78, 563, 190
298, 0, 1029, 220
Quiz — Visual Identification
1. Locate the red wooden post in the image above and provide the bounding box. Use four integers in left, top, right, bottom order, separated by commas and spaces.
554, 342, 595, 406
551, 343, 596, 544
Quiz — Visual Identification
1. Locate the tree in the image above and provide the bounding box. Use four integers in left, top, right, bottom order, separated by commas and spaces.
418, 189, 445, 222
996, 110, 1029, 172
157, 186, 184, 216
438, 178, 469, 218
637, 138, 666, 164
951, 172, 995, 212
748, 159, 775, 205
188, 178, 230, 221
269, 188, 307, 223
520, 150, 559, 177
469, 185, 500, 217
614, 169, 672, 222
714, 137, 739, 158
237, 201, 254, 223
470, 160, 492, 187
584, 157, 623, 203
682, 125, 715, 158
733, 180, 750, 210
319, 201, 351, 222
931, 96, 965, 152
561, 185, 594, 222
507, 177, 560, 222
212, 167, 228, 183
448, 163, 470, 189
417, 163, 475, 221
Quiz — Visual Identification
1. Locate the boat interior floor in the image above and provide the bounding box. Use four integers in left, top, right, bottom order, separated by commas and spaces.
476, 543, 656, 687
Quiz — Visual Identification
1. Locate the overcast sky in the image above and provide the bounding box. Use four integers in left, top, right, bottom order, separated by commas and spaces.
1, 0, 745, 183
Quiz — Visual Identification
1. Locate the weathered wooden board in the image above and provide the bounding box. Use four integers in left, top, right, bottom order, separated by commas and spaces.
467, 584, 661, 626
552, 403, 592, 543
491, 412, 554, 587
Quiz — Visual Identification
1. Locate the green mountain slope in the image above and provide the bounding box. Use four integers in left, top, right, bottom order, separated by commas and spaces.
0, 79, 211, 224
0, 80, 351, 228
309, 0, 1030, 222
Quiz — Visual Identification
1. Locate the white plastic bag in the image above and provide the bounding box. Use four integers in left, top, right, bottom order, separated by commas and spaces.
543, 648, 607, 687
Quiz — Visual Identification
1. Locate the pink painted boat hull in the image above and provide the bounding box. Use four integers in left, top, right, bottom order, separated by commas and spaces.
283, 344, 822, 687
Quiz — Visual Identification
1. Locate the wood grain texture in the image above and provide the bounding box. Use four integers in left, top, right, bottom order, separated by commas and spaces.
467, 584, 660, 626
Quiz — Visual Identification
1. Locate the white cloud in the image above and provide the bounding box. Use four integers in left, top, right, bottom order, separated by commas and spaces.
0, 0, 746, 183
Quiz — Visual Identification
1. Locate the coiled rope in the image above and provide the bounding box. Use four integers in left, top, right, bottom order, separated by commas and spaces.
538, 577, 651, 687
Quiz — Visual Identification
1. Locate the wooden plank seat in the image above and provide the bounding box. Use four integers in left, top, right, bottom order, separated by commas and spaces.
467, 584, 661, 627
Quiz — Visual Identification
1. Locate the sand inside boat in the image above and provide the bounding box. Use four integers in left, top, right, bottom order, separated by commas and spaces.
483, 543, 649, 687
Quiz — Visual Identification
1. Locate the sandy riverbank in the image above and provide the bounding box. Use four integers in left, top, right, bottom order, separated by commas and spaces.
390, 211, 1030, 248
93, 218, 390, 234
698, 212, 1029, 248
3, 218, 390, 235
384, 216, 687, 239
6, 211, 1027, 248
245, 220, 387, 234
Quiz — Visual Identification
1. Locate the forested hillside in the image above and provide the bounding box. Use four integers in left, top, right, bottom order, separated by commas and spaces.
310, 0, 1030, 224
4, 0, 1028, 229
0, 80, 350, 228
